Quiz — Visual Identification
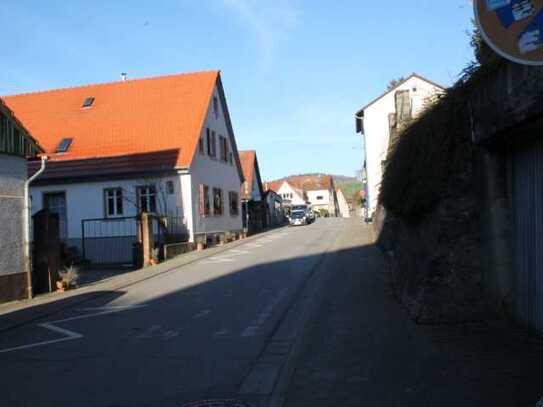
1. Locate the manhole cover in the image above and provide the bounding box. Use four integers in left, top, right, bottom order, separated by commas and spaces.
181, 399, 254, 407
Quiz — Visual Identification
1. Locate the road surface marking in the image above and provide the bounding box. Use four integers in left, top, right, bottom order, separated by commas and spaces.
228, 249, 249, 255
0, 323, 83, 354
244, 243, 263, 249
136, 324, 162, 339
241, 289, 288, 337
213, 329, 228, 337
0, 304, 146, 354
202, 256, 235, 264
193, 309, 211, 319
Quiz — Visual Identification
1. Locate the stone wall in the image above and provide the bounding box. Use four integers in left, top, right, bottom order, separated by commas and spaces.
377, 145, 488, 323
0, 154, 27, 302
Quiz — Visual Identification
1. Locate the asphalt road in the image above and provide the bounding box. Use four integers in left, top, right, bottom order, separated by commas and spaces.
0, 218, 345, 407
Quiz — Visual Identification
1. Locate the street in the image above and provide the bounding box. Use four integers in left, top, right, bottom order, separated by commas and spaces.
0, 218, 345, 407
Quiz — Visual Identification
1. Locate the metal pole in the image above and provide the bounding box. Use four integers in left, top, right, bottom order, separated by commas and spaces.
24, 156, 47, 299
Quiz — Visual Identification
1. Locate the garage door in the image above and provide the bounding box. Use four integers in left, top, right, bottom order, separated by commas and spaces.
512, 137, 543, 335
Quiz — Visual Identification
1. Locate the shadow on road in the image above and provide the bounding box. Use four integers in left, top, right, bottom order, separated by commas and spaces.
0, 232, 542, 407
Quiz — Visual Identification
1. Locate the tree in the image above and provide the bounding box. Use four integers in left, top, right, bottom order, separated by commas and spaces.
387, 77, 405, 91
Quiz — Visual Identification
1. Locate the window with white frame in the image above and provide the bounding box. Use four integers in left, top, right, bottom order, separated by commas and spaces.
137, 186, 156, 213
104, 188, 124, 217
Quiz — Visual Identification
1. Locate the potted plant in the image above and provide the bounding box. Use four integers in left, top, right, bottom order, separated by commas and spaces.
57, 265, 80, 291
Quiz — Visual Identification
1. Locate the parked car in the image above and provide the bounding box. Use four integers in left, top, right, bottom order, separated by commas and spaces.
289, 210, 307, 226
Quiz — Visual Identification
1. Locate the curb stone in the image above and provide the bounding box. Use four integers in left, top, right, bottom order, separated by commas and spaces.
0, 226, 288, 333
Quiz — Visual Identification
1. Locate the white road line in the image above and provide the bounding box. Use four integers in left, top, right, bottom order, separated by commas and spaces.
192, 309, 210, 319
203, 256, 235, 264
0, 304, 147, 354
244, 243, 263, 249
228, 249, 249, 255
56, 304, 147, 323
0, 323, 82, 354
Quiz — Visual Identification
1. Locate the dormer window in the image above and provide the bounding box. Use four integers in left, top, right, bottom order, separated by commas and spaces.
82, 97, 95, 108
56, 138, 73, 153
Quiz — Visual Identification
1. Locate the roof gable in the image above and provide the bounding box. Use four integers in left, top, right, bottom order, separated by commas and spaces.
239, 150, 263, 199
0, 97, 43, 155
355, 73, 445, 116
3, 71, 219, 167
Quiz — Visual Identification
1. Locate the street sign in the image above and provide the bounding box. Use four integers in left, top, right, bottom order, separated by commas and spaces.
474, 0, 543, 65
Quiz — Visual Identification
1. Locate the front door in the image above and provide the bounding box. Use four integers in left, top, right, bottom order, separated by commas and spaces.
43, 192, 67, 240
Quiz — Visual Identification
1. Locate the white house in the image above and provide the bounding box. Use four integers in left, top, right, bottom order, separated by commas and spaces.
336, 188, 350, 218
4, 71, 244, 265
239, 150, 265, 233
283, 175, 338, 216
0, 98, 43, 302
269, 180, 307, 207
354, 73, 445, 217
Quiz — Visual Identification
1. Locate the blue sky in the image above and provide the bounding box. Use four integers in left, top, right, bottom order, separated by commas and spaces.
1, 0, 475, 181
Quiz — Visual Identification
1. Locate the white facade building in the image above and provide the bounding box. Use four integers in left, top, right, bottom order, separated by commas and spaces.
336, 188, 351, 218
355, 74, 445, 217
6, 71, 244, 265
275, 181, 307, 207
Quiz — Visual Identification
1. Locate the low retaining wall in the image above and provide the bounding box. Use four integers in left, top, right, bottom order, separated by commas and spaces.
163, 242, 196, 260
0, 272, 28, 303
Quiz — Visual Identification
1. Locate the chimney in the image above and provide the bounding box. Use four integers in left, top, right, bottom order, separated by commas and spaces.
121, 72, 127, 82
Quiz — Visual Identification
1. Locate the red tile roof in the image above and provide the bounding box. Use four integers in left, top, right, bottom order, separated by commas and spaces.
265, 180, 307, 202
264, 180, 285, 193
3, 71, 219, 168
28, 149, 180, 181
239, 150, 263, 200
283, 175, 334, 192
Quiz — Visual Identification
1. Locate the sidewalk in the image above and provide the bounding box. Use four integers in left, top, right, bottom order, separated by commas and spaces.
281, 221, 543, 407
0, 227, 285, 333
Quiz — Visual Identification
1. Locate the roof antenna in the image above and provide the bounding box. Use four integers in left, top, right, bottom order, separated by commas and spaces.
121, 72, 127, 82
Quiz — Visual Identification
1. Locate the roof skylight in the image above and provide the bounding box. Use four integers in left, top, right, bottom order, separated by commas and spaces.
82, 97, 95, 108
56, 138, 73, 153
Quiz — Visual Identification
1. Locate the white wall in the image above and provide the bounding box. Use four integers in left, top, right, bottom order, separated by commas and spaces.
336, 189, 350, 218
189, 84, 243, 236
362, 77, 443, 215
0, 154, 26, 276
277, 182, 306, 206
30, 174, 186, 241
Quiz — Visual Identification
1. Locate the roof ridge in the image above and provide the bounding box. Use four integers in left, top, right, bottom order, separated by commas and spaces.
355, 73, 446, 115
3, 70, 220, 98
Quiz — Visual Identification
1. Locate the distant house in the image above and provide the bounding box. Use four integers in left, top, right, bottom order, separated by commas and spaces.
285, 175, 339, 216
0, 98, 43, 303
4, 71, 244, 265
336, 188, 350, 218
267, 180, 308, 209
262, 188, 284, 227
354, 73, 445, 217
239, 150, 265, 234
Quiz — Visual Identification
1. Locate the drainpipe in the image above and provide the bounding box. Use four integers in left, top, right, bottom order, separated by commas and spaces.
24, 156, 47, 299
